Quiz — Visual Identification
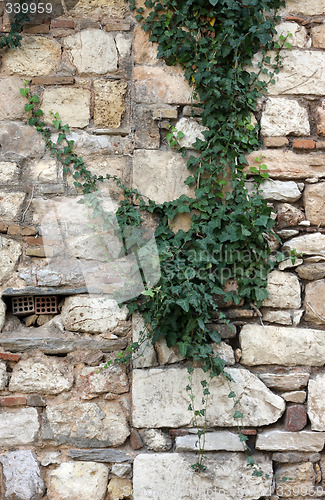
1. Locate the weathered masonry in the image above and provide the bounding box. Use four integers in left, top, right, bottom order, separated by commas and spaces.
1, 0, 325, 498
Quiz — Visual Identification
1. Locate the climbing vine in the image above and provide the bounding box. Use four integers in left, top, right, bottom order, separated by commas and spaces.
1, 0, 289, 473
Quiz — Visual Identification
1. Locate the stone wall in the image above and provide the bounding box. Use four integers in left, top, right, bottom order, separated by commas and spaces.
0, 0, 325, 499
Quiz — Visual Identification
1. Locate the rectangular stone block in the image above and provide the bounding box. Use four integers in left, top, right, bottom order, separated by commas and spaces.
134, 66, 192, 104
240, 324, 325, 366
246, 150, 325, 179
256, 430, 325, 452
94, 80, 127, 128
0, 408, 39, 446
175, 431, 243, 452
42, 88, 91, 128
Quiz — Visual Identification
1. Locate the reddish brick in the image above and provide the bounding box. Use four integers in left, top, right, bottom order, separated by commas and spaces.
130, 429, 143, 450
23, 24, 50, 34
8, 225, 36, 236
169, 429, 189, 437
293, 139, 316, 150
0, 352, 21, 362
241, 429, 257, 436
51, 18, 75, 29
104, 19, 131, 31
284, 16, 303, 23
285, 405, 307, 432
0, 396, 27, 407
31, 76, 75, 86
25, 236, 43, 246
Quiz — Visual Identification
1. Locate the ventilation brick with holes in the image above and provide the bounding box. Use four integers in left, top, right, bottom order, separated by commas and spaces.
11, 296, 35, 316
35, 296, 58, 315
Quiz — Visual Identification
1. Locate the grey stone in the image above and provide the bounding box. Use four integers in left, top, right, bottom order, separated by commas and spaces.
40, 451, 62, 467
0, 338, 127, 354
176, 431, 244, 452
0, 408, 39, 446
256, 430, 325, 452
272, 452, 309, 464
69, 449, 132, 463
2, 286, 92, 297
240, 324, 325, 366
47, 462, 109, 500
0, 122, 45, 159
0, 360, 7, 390
133, 453, 273, 500
111, 463, 132, 478
132, 313, 158, 369
0, 450, 45, 500
43, 401, 129, 447
132, 367, 284, 428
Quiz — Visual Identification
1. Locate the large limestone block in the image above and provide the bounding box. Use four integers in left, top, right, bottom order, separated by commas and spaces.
275, 462, 316, 498
0, 408, 39, 446
64, 29, 117, 75
263, 270, 301, 309
0, 122, 45, 159
42, 88, 91, 128
296, 262, 325, 280
0, 361, 7, 390
261, 98, 310, 136
0, 192, 25, 221
256, 430, 325, 452
280, 0, 325, 15
0, 78, 27, 120
258, 370, 310, 391
240, 324, 325, 366
47, 462, 109, 500
132, 367, 284, 428
308, 373, 325, 431
133, 453, 273, 500
71, 0, 127, 19
246, 179, 301, 202
1, 36, 61, 76
267, 50, 325, 95
304, 280, 325, 325
61, 296, 128, 333
94, 80, 127, 128
304, 183, 325, 226
0, 162, 19, 182
9, 355, 73, 394
133, 150, 194, 204
283, 233, 325, 257
133, 25, 159, 65
0, 237, 22, 285
0, 450, 45, 500
275, 22, 310, 49
246, 150, 325, 179
43, 401, 129, 447
134, 66, 192, 104
77, 363, 129, 399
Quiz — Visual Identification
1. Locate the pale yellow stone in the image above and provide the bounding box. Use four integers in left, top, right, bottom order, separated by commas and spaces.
94, 80, 127, 128
0, 162, 19, 182
71, 0, 127, 19
275, 463, 316, 497
304, 183, 325, 226
312, 25, 325, 49
0, 78, 26, 120
42, 88, 91, 128
0, 192, 25, 221
107, 478, 132, 500
1, 36, 61, 76
280, 0, 325, 15
304, 279, 325, 325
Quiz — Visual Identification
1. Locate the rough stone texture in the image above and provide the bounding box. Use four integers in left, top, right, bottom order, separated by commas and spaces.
275, 462, 316, 497
47, 462, 109, 500
276, 203, 305, 229
43, 401, 130, 447
0, 360, 7, 390
0, 300, 6, 333
304, 183, 325, 226
0, 450, 45, 500
115, 33, 131, 60
175, 431, 243, 452
246, 150, 325, 179
283, 233, 325, 257
64, 29, 117, 74
296, 262, 325, 280
68, 449, 132, 463
256, 430, 325, 452
0, 338, 127, 354
134, 106, 160, 149
316, 103, 325, 136
142, 429, 172, 452
280, 0, 325, 15
275, 22, 310, 49
107, 478, 132, 500
1, 36, 61, 76
111, 464, 132, 478
132, 367, 284, 428
94, 80, 127, 128
0, 408, 39, 446
0, 122, 45, 158
0, 192, 25, 221
261, 97, 310, 136
308, 373, 325, 431
61, 296, 128, 334
133, 453, 273, 500
77, 363, 129, 399
133, 25, 159, 65
0, 237, 22, 285
246, 370, 309, 391
240, 324, 325, 366
282, 391, 306, 404
154, 339, 184, 365
262, 309, 302, 326
71, 0, 127, 19
9, 355, 73, 394
134, 66, 192, 104
263, 270, 301, 309
304, 279, 325, 325
0, 78, 27, 120
133, 150, 194, 204
267, 50, 325, 95
246, 179, 301, 202
175, 117, 207, 149
285, 405, 307, 432
132, 313, 157, 368
31, 157, 58, 182
42, 88, 91, 128
312, 25, 325, 49
0, 162, 19, 182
